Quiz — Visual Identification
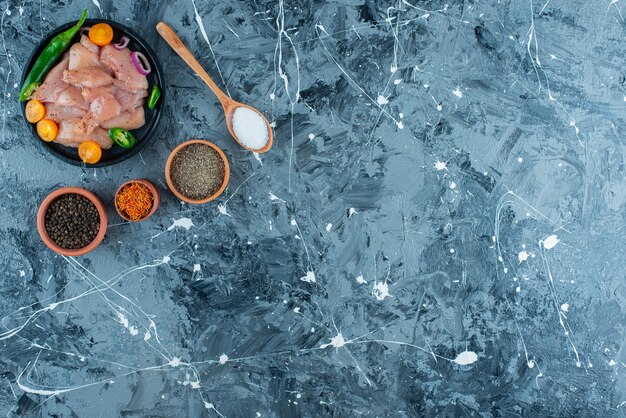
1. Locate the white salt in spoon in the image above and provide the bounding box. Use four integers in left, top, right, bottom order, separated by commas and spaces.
157, 22, 273, 153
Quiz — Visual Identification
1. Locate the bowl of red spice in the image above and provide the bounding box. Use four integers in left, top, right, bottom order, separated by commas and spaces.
115, 179, 159, 222
165, 140, 230, 204
37, 187, 108, 256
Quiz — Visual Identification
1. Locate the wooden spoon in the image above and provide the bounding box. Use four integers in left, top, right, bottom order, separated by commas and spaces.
156, 22, 273, 153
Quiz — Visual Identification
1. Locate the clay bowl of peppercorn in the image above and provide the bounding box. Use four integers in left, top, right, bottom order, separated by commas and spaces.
115, 178, 160, 222
37, 187, 108, 256
165, 140, 230, 204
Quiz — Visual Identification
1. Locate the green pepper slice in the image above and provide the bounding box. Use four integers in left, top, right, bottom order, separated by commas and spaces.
147, 85, 161, 110
108, 128, 137, 149
19, 9, 88, 101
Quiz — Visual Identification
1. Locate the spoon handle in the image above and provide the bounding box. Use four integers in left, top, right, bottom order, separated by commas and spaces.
156, 22, 231, 106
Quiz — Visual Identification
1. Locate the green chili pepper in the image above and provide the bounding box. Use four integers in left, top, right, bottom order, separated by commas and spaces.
108, 128, 137, 149
147, 85, 161, 110
19, 9, 88, 101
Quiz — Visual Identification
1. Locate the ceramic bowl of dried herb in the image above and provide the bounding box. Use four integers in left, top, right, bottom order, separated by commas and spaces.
114, 179, 159, 222
165, 140, 230, 204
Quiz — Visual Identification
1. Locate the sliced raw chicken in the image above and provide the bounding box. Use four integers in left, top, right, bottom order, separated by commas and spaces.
81, 86, 114, 103
55, 85, 88, 110
44, 104, 87, 123
81, 86, 146, 111
101, 106, 145, 130
112, 87, 147, 111
63, 67, 114, 88
100, 45, 148, 92
80, 35, 99, 54
56, 118, 113, 149
68, 40, 100, 70
77, 93, 121, 134
31, 55, 70, 102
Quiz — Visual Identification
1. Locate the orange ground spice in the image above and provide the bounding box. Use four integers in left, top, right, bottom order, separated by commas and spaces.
116, 182, 153, 221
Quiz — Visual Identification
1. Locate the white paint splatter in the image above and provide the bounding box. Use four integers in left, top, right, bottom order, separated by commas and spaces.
320, 333, 346, 348
92, 0, 102, 13
300, 270, 316, 283
434, 161, 447, 171
167, 218, 194, 231
325, 223, 332, 232
377, 95, 389, 105
219, 354, 228, 364
518, 251, 529, 263
116, 312, 139, 337
543, 235, 560, 249
452, 87, 463, 98
355, 275, 367, 284
372, 281, 390, 300
453, 351, 478, 365
217, 204, 230, 216
269, 192, 285, 202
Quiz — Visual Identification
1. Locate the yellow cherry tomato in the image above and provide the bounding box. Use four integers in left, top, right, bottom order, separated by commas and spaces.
25, 99, 46, 123
89, 23, 114, 46
78, 141, 102, 164
36, 119, 58, 142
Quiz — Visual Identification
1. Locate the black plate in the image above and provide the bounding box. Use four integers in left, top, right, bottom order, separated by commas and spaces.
20, 19, 164, 167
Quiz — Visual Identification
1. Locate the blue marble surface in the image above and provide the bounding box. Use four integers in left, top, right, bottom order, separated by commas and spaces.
0, 0, 625, 416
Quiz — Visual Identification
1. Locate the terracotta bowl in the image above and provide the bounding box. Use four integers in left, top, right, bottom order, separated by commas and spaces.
36, 187, 108, 256
114, 178, 160, 222
165, 140, 230, 204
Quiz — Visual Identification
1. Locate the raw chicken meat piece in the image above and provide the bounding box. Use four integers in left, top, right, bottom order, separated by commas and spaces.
77, 93, 122, 134
80, 35, 99, 54
56, 118, 113, 149
31, 55, 70, 102
63, 67, 114, 88
44, 104, 87, 122
81, 86, 114, 103
100, 44, 148, 92
101, 107, 145, 130
112, 87, 147, 111
55, 85, 88, 110
68, 38, 100, 70
82, 86, 146, 111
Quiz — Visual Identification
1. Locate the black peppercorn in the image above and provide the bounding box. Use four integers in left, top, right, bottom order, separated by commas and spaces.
45, 194, 100, 249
